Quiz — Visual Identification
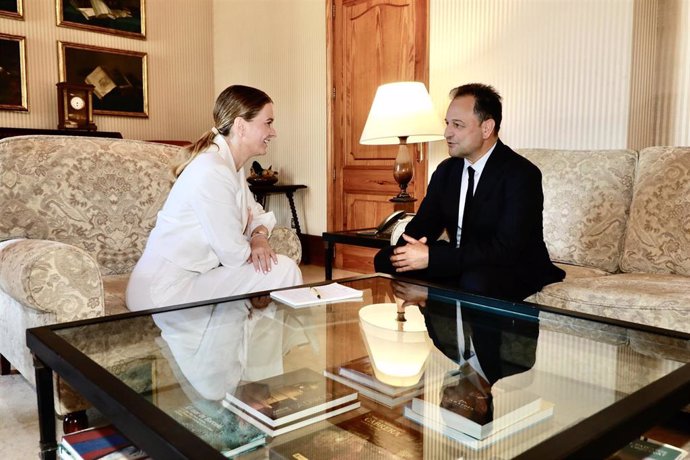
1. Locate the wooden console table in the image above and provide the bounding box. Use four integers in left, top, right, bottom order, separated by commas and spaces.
249, 184, 307, 235
0, 127, 122, 140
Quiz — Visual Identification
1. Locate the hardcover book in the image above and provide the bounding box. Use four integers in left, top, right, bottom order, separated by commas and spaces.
609, 437, 688, 460
324, 369, 424, 408
225, 368, 358, 428
411, 383, 546, 440
338, 356, 425, 397
59, 425, 148, 460
403, 399, 554, 450
269, 411, 422, 459
223, 399, 361, 437
170, 402, 266, 458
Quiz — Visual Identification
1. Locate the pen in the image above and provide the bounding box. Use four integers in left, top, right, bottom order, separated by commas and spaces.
310, 287, 321, 299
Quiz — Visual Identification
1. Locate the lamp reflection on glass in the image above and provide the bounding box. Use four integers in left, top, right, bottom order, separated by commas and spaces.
359, 302, 432, 387
359, 81, 445, 202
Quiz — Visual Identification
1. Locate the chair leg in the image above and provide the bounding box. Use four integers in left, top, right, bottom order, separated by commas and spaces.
63, 410, 89, 434
0, 354, 11, 375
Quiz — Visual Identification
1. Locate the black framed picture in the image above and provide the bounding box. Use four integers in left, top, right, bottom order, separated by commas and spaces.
0, 0, 23, 20
0, 33, 27, 111
59, 41, 148, 118
57, 0, 145, 39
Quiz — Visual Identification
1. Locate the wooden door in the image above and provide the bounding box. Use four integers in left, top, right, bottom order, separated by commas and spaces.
329, 0, 430, 273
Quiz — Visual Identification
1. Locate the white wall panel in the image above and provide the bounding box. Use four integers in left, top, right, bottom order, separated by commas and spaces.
428, 0, 637, 173
212, 0, 327, 234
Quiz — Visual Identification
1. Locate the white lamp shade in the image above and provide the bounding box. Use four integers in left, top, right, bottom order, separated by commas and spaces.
360, 81, 445, 145
359, 303, 432, 387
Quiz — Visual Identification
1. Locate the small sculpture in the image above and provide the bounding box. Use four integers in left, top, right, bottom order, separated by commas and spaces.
248, 161, 279, 185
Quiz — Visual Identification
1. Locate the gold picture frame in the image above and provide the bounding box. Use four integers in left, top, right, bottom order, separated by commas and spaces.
0, 33, 28, 111
58, 41, 148, 118
0, 0, 23, 20
56, 0, 145, 39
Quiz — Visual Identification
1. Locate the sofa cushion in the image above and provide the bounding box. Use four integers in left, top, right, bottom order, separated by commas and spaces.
536, 273, 690, 333
518, 149, 637, 273
621, 146, 690, 276
0, 136, 183, 276
555, 262, 609, 280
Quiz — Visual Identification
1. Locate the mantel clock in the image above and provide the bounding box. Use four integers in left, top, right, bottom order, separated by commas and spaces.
56, 82, 97, 131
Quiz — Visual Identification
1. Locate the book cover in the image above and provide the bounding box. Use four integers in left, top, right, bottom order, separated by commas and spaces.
324, 369, 423, 408
411, 381, 545, 439
59, 425, 140, 460
403, 399, 554, 450
338, 356, 424, 397
269, 411, 421, 459
170, 402, 266, 458
270, 283, 363, 308
226, 367, 358, 428
609, 437, 688, 460
223, 399, 361, 437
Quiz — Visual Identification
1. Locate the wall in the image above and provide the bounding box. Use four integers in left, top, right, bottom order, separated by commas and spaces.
212, 0, 327, 234
0, 0, 214, 141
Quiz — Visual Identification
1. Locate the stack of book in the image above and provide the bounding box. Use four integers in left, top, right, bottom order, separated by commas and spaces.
269, 410, 423, 459
222, 368, 360, 437
59, 425, 149, 460
404, 381, 554, 450
324, 356, 447, 407
170, 402, 266, 457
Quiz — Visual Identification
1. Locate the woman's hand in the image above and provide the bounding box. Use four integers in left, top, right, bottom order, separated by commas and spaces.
249, 226, 277, 273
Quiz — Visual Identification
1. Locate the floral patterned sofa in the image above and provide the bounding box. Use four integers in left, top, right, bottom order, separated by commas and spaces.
0, 135, 301, 416
517, 147, 690, 334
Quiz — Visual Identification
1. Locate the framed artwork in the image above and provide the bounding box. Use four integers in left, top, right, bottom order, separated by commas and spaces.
58, 41, 148, 118
0, 0, 23, 20
0, 33, 27, 111
56, 0, 146, 39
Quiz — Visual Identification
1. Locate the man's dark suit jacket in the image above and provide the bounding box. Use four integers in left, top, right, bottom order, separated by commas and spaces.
400, 139, 564, 299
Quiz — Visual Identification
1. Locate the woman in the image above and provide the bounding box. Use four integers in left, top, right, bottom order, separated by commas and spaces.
127, 85, 303, 310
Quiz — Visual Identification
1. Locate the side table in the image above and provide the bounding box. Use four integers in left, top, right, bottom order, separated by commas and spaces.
321, 229, 391, 280
249, 184, 307, 235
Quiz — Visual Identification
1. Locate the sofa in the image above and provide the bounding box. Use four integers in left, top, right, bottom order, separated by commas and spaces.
518, 146, 690, 334
0, 135, 301, 416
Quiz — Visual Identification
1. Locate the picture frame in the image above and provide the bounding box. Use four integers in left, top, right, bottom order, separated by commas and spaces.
56, 0, 146, 40
58, 41, 148, 118
0, 0, 23, 20
0, 33, 28, 111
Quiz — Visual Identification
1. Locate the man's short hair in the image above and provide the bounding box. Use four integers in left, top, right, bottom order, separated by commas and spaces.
450, 83, 502, 133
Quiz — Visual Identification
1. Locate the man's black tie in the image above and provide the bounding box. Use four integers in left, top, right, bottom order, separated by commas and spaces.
461, 166, 475, 241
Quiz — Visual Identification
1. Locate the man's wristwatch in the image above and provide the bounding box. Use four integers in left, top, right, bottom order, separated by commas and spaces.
251, 230, 269, 240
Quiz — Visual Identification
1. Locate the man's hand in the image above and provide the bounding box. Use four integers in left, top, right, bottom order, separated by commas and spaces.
392, 280, 429, 308
390, 234, 429, 272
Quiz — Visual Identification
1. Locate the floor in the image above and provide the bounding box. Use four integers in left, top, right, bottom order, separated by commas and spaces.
2, 264, 689, 458
0, 264, 360, 459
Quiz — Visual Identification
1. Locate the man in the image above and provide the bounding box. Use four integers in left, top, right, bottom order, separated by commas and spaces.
374, 83, 564, 301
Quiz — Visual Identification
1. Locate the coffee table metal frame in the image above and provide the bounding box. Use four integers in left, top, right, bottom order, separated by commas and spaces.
26, 274, 690, 460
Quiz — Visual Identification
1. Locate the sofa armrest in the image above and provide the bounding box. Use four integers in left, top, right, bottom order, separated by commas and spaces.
269, 227, 302, 265
0, 239, 104, 321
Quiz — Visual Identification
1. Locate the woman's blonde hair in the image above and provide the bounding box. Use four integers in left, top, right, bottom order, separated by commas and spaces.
172, 85, 273, 177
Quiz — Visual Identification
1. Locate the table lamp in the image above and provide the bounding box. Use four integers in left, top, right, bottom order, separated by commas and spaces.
359, 302, 432, 387
360, 81, 445, 202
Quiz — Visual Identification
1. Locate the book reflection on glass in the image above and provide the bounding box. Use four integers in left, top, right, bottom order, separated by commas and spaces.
339, 355, 425, 397
269, 411, 423, 460
223, 368, 360, 436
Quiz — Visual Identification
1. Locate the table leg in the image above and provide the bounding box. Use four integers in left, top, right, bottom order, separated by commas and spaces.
285, 192, 302, 235
254, 192, 267, 208
325, 240, 334, 280
34, 356, 57, 460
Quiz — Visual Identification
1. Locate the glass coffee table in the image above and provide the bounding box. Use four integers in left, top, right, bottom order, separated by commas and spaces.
27, 275, 690, 459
